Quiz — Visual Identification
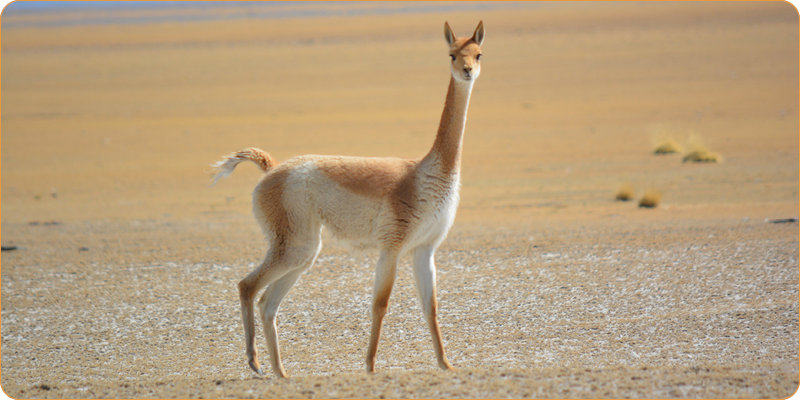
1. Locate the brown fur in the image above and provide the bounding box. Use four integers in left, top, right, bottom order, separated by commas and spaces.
317, 157, 421, 247
429, 78, 470, 175
317, 157, 417, 198
236, 148, 277, 172
252, 167, 292, 249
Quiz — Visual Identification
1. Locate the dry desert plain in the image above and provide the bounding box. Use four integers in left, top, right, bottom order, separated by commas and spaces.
1, 1, 799, 398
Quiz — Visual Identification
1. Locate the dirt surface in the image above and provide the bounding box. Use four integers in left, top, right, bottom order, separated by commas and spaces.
2, 2, 799, 398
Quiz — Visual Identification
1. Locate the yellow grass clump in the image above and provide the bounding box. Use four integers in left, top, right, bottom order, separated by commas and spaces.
615, 183, 635, 201
682, 134, 722, 163
654, 138, 683, 154
683, 149, 721, 163
650, 123, 684, 154
639, 190, 662, 208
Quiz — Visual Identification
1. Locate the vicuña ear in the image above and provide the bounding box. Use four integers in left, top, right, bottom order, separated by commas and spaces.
472, 21, 485, 46
444, 22, 456, 47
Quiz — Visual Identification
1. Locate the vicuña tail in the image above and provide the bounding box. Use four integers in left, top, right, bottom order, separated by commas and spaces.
210, 148, 277, 186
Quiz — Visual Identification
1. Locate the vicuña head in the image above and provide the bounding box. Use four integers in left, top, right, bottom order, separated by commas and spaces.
445, 21, 484, 82
210, 21, 484, 378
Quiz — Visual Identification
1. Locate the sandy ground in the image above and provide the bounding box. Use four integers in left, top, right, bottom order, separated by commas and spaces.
2, 2, 799, 398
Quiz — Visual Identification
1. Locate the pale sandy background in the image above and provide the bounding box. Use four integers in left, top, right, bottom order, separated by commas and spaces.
1, 1, 799, 398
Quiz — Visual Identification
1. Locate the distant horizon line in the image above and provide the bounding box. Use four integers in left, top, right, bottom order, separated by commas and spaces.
2, 1, 540, 29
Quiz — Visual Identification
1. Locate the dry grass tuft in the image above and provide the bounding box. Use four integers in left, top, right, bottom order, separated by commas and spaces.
682, 133, 722, 163
683, 149, 721, 163
615, 183, 635, 201
650, 123, 684, 154
639, 190, 662, 208
654, 138, 683, 154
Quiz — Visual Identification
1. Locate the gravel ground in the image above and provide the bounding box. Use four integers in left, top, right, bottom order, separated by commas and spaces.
1, 216, 797, 398
1, 2, 797, 398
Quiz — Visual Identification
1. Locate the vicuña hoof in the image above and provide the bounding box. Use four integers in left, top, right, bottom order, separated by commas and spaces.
439, 361, 455, 371
248, 360, 264, 376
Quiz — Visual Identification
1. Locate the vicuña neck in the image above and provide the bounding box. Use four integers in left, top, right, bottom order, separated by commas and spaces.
424, 77, 474, 175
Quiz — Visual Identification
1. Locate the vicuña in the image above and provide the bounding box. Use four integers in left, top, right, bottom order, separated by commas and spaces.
211, 21, 485, 377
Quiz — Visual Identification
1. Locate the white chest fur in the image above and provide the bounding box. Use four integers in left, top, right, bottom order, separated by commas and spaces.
403, 171, 461, 251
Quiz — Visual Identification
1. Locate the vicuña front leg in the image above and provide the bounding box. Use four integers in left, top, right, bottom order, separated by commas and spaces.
365, 249, 399, 372
411, 246, 454, 370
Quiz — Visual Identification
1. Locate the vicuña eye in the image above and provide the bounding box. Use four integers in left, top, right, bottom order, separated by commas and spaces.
476, 54, 482, 61
450, 54, 456, 61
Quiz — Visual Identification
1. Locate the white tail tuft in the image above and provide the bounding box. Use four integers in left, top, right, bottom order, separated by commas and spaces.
210, 148, 276, 186
209, 158, 241, 186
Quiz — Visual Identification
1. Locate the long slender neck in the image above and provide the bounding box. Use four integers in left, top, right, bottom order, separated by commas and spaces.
424, 76, 474, 175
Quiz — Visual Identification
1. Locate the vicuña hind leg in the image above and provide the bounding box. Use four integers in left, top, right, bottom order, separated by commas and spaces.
411, 246, 454, 370
365, 248, 399, 372
239, 237, 319, 377
257, 234, 322, 378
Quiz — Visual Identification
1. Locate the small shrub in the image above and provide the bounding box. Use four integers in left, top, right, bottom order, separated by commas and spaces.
653, 138, 683, 154
682, 150, 721, 163
650, 124, 683, 154
683, 133, 721, 163
639, 190, 661, 208
615, 183, 635, 201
